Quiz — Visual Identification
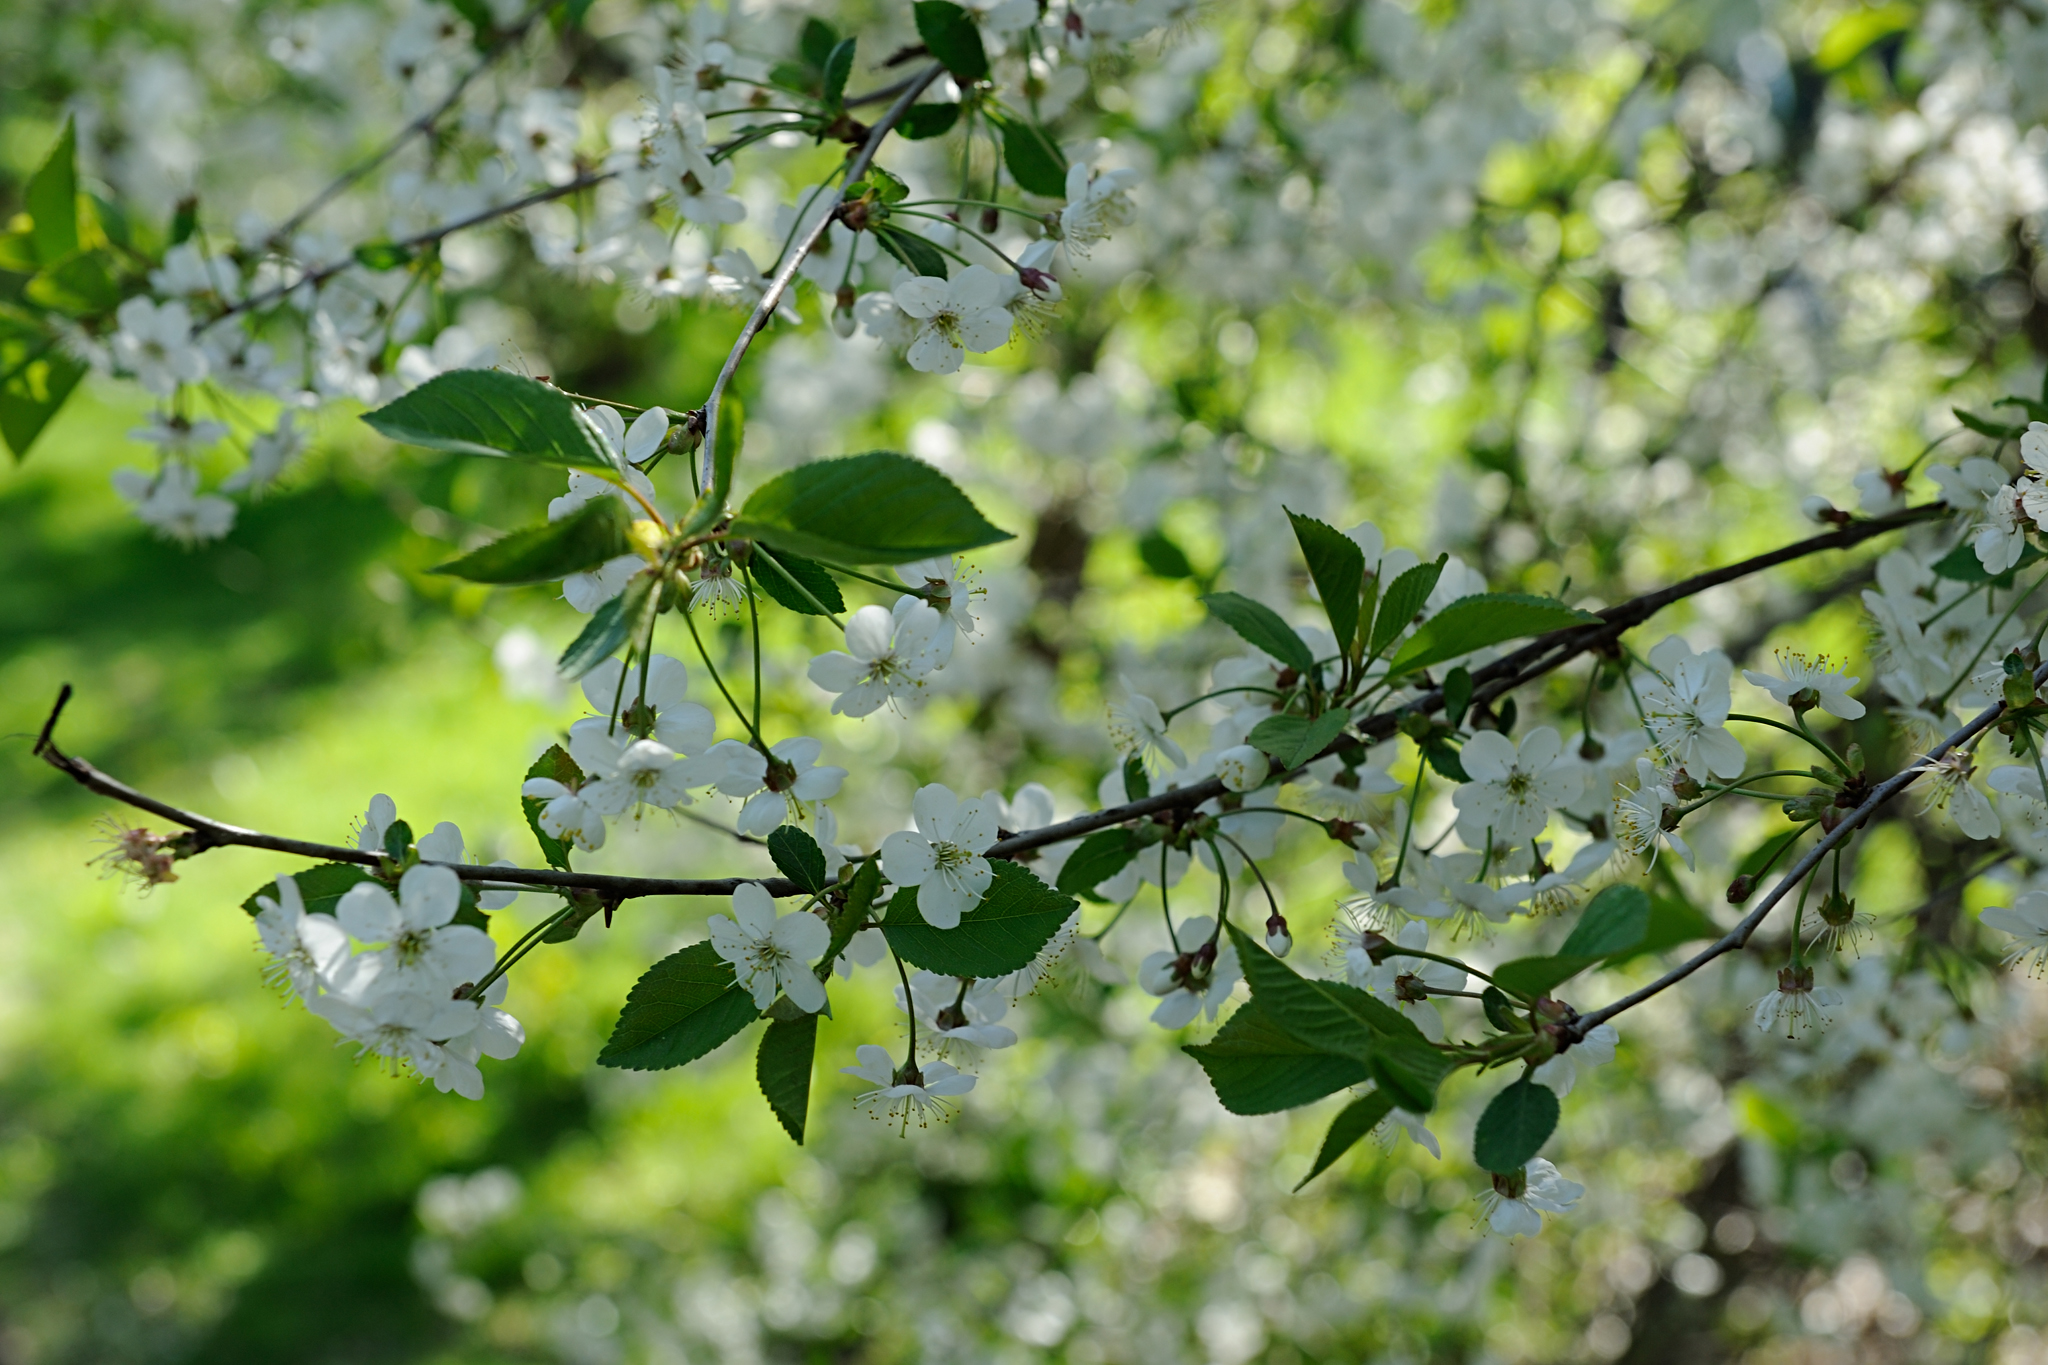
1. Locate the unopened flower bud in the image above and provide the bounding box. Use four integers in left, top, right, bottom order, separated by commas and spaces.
1800, 494, 1849, 526
1782, 789, 1833, 821
1215, 744, 1268, 792
1726, 874, 1755, 903
627, 518, 666, 560
830, 303, 856, 338
1265, 912, 1292, 958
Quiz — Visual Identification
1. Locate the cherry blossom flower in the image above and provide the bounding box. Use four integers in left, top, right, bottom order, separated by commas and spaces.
222, 412, 307, 494
1918, 750, 2000, 840
1980, 890, 2048, 975
567, 728, 710, 816
1452, 726, 1582, 845
414, 822, 518, 911
879, 784, 999, 929
708, 882, 829, 1012
1060, 161, 1139, 253
111, 296, 208, 394
842, 1044, 975, 1127
253, 874, 350, 1000
807, 600, 947, 716
308, 986, 483, 1080
1743, 650, 1865, 720
111, 465, 236, 543
896, 555, 985, 651
1752, 963, 1842, 1039
1611, 758, 1694, 870
353, 793, 398, 852
1107, 680, 1187, 771
129, 411, 228, 455
1929, 458, 2028, 573
578, 654, 715, 752
734, 736, 848, 836
1637, 636, 1745, 780
335, 865, 497, 995
550, 465, 660, 612
898, 971, 1019, 1061
1478, 1159, 1584, 1237
496, 89, 581, 186
1532, 1023, 1618, 1097
519, 775, 607, 851
1359, 921, 1463, 1041
894, 266, 1013, 374
1138, 915, 1241, 1028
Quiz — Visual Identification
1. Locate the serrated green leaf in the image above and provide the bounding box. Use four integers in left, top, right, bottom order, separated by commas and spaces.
1229, 926, 1434, 1100
521, 744, 581, 871
1200, 591, 1315, 675
1489, 954, 1587, 1000
1387, 593, 1599, 679
799, 17, 840, 69
239, 862, 378, 918
898, 103, 962, 139
1473, 1076, 1560, 1173
820, 858, 883, 977
557, 571, 658, 679
597, 941, 760, 1070
1556, 885, 1651, 958
1368, 555, 1445, 658
1295, 1090, 1397, 1189
24, 117, 78, 266
1368, 1035, 1455, 1113
1246, 707, 1351, 770
730, 451, 1011, 566
431, 497, 633, 585
757, 1012, 818, 1143
821, 36, 856, 106
768, 826, 830, 895
872, 226, 950, 279
994, 112, 1068, 196
749, 545, 846, 616
881, 861, 1075, 977
1055, 828, 1138, 903
361, 369, 618, 470
1184, 1003, 1371, 1115
1287, 510, 1367, 654
913, 0, 989, 81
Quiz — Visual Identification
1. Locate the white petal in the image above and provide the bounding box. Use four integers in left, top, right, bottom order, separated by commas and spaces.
1459, 730, 1516, 783
336, 882, 401, 944
731, 882, 778, 936
879, 830, 936, 885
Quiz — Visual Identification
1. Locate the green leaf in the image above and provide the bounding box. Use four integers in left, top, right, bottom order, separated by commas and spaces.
430, 497, 633, 585
1199, 592, 1315, 674
1481, 986, 1520, 1033
352, 241, 415, 271
597, 942, 760, 1070
0, 342, 85, 460
994, 112, 1069, 197
1184, 1003, 1371, 1115
1228, 925, 1433, 1091
1556, 885, 1651, 958
381, 819, 414, 864
1421, 739, 1467, 782
1368, 1035, 1456, 1114
799, 17, 840, 70
1931, 538, 2045, 585
521, 745, 581, 871
683, 396, 743, 537
1387, 593, 1599, 679
1287, 510, 1367, 654
361, 369, 618, 470
239, 862, 377, 918
1442, 666, 1473, 726
1815, 0, 1916, 70
821, 858, 883, 976
768, 826, 830, 895
1137, 527, 1195, 580
168, 196, 199, 247
557, 571, 658, 679
750, 545, 846, 616
1056, 828, 1139, 903
872, 225, 950, 279
880, 861, 1075, 977
1627, 888, 1720, 961
1246, 707, 1351, 770
730, 451, 1011, 566
1121, 755, 1150, 801
25, 251, 120, 313
821, 36, 857, 106
757, 1012, 819, 1144
1951, 407, 2023, 440
1295, 1090, 1397, 1189
1367, 555, 1445, 658
540, 894, 605, 943
913, 0, 989, 81
1473, 1076, 1560, 1174
24, 117, 78, 266
1488, 954, 1587, 1001
898, 103, 962, 139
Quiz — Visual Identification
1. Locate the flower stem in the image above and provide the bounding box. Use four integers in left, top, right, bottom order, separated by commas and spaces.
681, 604, 767, 747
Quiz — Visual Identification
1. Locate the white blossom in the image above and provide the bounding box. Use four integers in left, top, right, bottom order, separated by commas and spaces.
1611, 757, 1694, 870
1137, 915, 1241, 1028
253, 874, 350, 1000
807, 600, 947, 717
879, 784, 999, 929
111, 296, 208, 395
1636, 636, 1745, 780
707, 882, 829, 1012
1106, 679, 1187, 771
518, 777, 608, 851
1478, 1159, 1584, 1237
1452, 726, 1582, 846
1981, 890, 2048, 975
1919, 750, 2000, 840
842, 1043, 975, 1127
1742, 649, 1866, 720
111, 465, 236, 543
735, 736, 848, 836
1059, 161, 1139, 253
1751, 964, 1842, 1039
1360, 921, 1464, 1041
1214, 744, 1269, 792
897, 971, 1019, 1060
1531, 1023, 1618, 1097
334, 865, 497, 995
894, 266, 1013, 374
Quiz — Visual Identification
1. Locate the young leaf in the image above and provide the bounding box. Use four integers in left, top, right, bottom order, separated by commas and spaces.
1228, 925, 1431, 1089
1386, 593, 1599, 679
1246, 707, 1351, 770
1184, 1003, 1371, 1115
382, 819, 414, 863
1481, 985, 1519, 1032
1286, 510, 1366, 654
799, 17, 840, 70
0, 343, 85, 460
239, 863, 377, 918
1441, 666, 1473, 726
361, 369, 618, 470
1555, 885, 1652, 958
430, 497, 633, 585
1489, 954, 1590, 1000
913, 0, 990, 81
880, 861, 1075, 977
597, 942, 760, 1070
768, 825, 830, 895
1420, 739, 1467, 782
521, 744, 582, 871
995, 113, 1069, 197
749, 545, 846, 616
729, 450, 1011, 566
1473, 1076, 1561, 1173
898, 102, 962, 139
1952, 406, 2024, 440
352, 241, 415, 271
1121, 755, 1150, 802
540, 894, 605, 943
821, 36, 857, 106
1367, 555, 1445, 658
24, 116, 78, 266
1295, 1090, 1398, 1189
757, 1012, 819, 1144
1199, 592, 1315, 675
557, 571, 658, 679
1055, 828, 1139, 902
872, 225, 951, 279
